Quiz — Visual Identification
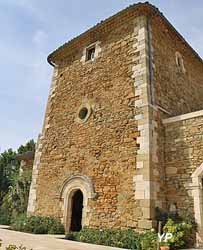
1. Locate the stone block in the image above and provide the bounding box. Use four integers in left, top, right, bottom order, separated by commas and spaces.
138, 219, 153, 229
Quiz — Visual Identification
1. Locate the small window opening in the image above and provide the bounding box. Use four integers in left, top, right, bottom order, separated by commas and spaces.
86, 46, 95, 61
79, 107, 88, 120
175, 52, 186, 73
177, 56, 182, 68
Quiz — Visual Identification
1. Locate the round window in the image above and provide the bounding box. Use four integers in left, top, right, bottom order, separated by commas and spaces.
76, 103, 92, 123
79, 107, 88, 120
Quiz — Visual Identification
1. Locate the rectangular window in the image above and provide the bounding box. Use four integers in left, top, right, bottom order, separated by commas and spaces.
86, 46, 95, 61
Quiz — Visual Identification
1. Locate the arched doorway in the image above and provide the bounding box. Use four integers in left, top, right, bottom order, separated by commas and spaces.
60, 175, 96, 232
70, 189, 83, 231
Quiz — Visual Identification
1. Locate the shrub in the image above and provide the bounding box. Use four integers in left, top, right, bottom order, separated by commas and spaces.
2, 170, 32, 220
66, 227, 139, 249
11, 215, 64, 235
163, 218, 193, 249
66, 227, 158, 250
138, 230, 157, 250
0, 206, 11, 225
10, 214, 27, 232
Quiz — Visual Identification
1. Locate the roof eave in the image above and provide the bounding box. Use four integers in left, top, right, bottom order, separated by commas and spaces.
47, 2, 203, 66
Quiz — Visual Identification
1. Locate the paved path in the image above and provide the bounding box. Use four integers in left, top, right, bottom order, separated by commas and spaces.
0, 226, 126, 250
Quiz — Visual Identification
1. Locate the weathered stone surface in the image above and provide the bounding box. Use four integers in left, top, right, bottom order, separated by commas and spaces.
164, 115, 203, 214
27, 2, 203, 239
29, 13, 143, 231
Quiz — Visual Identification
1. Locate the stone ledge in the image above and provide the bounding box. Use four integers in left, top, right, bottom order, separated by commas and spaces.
163, 109, 203, 124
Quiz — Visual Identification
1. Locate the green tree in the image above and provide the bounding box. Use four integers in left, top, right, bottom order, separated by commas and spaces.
17, 139, 35, 154
2, 169, 32, 218
0, 149, 19, 206
0, 139, 35, 224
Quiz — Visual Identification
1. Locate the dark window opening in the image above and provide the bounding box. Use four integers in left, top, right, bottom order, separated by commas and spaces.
70, 190, 83, 232
79, 107, 88, 120
86, 46, 95, 61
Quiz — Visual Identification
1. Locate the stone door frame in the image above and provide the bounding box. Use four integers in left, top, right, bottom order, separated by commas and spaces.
191, 163, 203, 246
60, 175, 96, 232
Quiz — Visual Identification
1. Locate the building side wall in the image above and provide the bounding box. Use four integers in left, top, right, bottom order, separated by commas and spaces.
164, 115, 203, 215
149, 15, 203, 216
29, 16, 152, 230
151, 15, 203, 116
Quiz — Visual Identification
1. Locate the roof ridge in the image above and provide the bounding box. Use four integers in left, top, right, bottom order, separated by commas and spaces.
47, 2, 152, 64
47, 2, 203, 66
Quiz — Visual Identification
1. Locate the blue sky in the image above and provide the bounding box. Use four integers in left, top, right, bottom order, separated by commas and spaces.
0, 0, 202, 152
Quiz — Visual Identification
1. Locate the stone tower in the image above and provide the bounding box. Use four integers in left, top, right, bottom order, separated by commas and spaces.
28, 2, 203, 243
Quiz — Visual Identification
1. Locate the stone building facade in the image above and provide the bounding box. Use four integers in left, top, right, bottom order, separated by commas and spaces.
28, 2, 203, 245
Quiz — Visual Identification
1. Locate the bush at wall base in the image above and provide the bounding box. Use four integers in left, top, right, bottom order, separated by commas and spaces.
10, 214, 64, 235
66, 227, 158, 250
163, 218, 193, 250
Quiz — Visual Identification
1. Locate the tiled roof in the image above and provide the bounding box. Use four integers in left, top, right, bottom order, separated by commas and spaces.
47, 2, 203, 65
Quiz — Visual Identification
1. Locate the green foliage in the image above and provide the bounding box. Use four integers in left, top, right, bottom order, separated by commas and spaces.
0, 149, 19, 206
10, 214, 27, 232
163, 218, 193, 249
3, 170, 32, 219
159, 242, 169, 247
66, 227, 157, 250
17, 140, 35, 155
0, 139, 35, 224
179, 210, 197, 229
0, 206, 11, 225
155, 207, 196, 248
67, 227, 139, 249
11, 215, 65, 235
139, 230, 157, 250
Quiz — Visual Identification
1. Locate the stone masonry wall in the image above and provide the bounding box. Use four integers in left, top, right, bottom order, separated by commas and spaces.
28, 67, 59, 214
28, 5, 203, 231
151, 15, 203, 116
149, 15, 203, 215
30, 15, 152, 230
132, 16, 163, 228
164, 113, 203, 215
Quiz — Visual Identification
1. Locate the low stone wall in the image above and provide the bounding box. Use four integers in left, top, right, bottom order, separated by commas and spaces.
163, 110, 203, 224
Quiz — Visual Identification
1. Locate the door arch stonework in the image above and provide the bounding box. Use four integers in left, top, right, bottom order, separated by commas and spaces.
60, 175, 96, 232
191, 163, 203, 246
